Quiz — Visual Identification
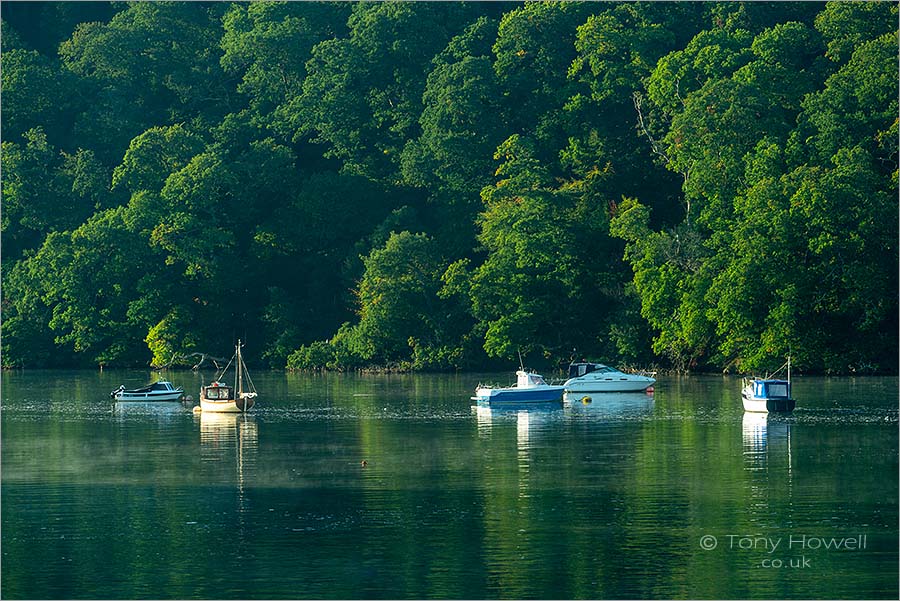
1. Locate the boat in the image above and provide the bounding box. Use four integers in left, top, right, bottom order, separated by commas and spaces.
472, 370, 565, 404
741, 357, 796, 413
198, 340, 257, 413
563, 362, 656, 393
111, 380, 183, 401
741, 378, 795, 412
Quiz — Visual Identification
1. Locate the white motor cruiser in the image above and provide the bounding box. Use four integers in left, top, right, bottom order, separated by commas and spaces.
563, 362, 656, 393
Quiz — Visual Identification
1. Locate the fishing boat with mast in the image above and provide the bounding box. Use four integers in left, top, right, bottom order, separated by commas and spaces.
198, 340, 258, 413
741, 356, 796, 413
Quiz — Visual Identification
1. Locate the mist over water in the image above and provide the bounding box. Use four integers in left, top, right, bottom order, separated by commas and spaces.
2, 370, 897, 599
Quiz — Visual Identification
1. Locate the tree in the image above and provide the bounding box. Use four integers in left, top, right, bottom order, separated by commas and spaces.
253, 171, 397, 366
792, 31, 899, 168
111, 124, 206, 195
1, 128, 109, 262
0, 2, 118, 57
2, 1, 896, 374
708, 142, 897, 373
565, 2, 702, 229
295, 2, 477, 181
814, 0, 898, 64
59, 2, 235, 164
352, 231, 465, 366
220, 1, 350, 135
400, 16, 506, 256
610, 197, 712, 370
5, 208, 156, 366
402, 17, 504, 197
616, 10, 897, 372
0, 48, 78, 145
469, 135, 622, 363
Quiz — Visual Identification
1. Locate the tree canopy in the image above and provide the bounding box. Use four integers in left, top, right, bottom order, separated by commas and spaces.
2, 1, 897, 374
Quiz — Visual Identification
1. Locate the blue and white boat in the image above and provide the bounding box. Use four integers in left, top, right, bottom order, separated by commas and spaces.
472, 370, 565, 404
111, 380, 184, 401
741, 357, 796, 413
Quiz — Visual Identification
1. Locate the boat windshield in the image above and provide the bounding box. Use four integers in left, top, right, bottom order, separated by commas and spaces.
150, 382, 172, 391
569, 363, 622, 378
767, 382, 789, 398
205, 386, 233, 400
531, 375, 547, 386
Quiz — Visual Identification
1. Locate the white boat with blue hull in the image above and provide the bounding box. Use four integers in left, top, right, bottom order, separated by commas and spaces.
111, 380, 183, 401
473, 370, 565, 404
742, 378, 795, 413
563, 362, 656, 393
741, 357, 796, 413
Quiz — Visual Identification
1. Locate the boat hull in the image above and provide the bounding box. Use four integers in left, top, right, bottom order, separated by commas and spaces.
473, 385, 564, 404
113, 390, 183, 402
741, 392, 795, 413
200, 397, 255, 413
563, 377, 654, 393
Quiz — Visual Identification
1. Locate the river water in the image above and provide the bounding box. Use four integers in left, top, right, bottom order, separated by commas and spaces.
2, 370, 897, 599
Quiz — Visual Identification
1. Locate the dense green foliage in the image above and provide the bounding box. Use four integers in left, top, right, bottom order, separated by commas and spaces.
2, 1, 897, 374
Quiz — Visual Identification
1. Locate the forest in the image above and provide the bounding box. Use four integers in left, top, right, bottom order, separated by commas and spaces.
1, 1, 897, 374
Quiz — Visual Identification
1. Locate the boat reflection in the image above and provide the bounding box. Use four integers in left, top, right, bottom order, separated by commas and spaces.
199, 411, 258, 460
473, 401, 561, 436
112, 400, 187, 417
563, 391, 654, 417
741, 411, 795, 517
742, 411, 768, 460
473, 402, 561, 496
742, 412, 793, 472
198, 411, 258, 514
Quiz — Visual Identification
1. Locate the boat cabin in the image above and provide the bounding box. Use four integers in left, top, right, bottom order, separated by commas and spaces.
127, 381, 179, 393
202, 383, 234, 401
750, 379, 791, 399
567, 362, 620, 379
516, 370, 548, 388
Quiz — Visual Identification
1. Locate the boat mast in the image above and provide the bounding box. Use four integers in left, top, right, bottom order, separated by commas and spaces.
236, 339, 243, 395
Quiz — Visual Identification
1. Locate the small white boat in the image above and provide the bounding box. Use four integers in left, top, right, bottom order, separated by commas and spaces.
472, 370, 565, 404
198, 340, 257, 413
111, 380, 183, 401
741, 357, 796, 413
563, 362, 656, 393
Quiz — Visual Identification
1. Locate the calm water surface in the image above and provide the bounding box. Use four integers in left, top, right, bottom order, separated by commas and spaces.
2, 370, 897, 599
